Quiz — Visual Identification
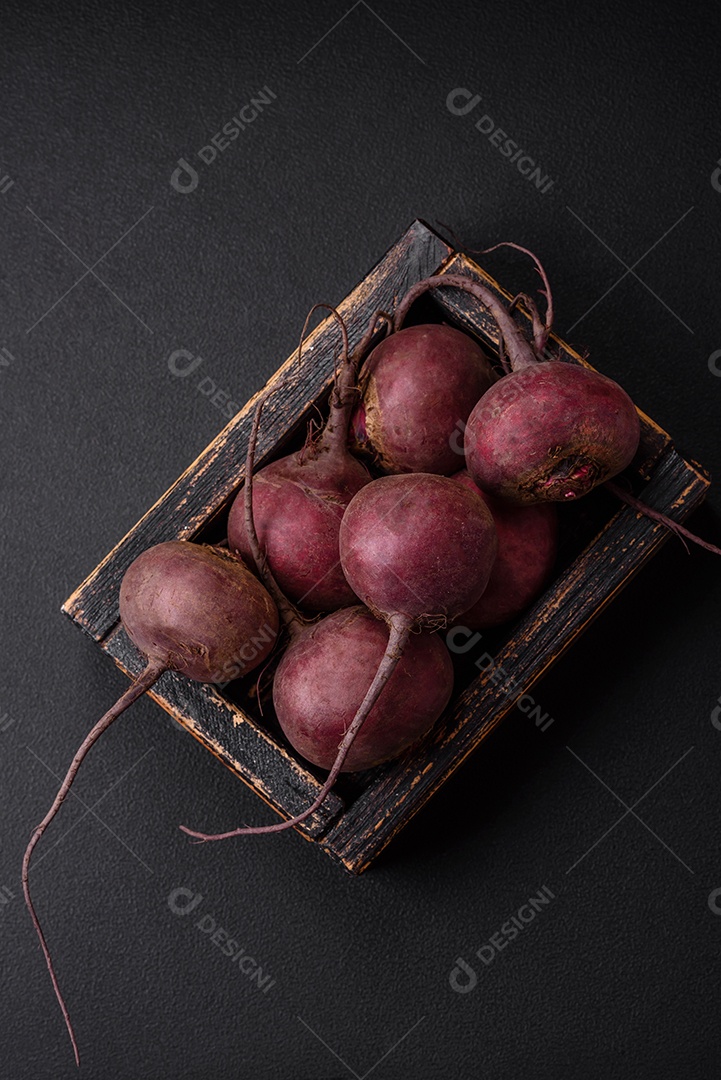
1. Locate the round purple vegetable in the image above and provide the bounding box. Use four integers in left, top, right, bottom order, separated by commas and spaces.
351, 323, 494, 475
273, 605, 453, 771
23, 540, 279, 1063
228, 305, 384, 611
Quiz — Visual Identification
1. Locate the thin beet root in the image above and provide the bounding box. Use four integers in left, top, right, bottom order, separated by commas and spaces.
606, 481, 721, 556
228, 304, 390, 611
23, 541, 279, 1063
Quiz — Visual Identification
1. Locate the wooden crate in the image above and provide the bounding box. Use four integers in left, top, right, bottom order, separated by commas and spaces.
62, 220, 710, 873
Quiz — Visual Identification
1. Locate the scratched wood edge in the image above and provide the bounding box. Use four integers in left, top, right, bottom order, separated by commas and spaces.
103, 626, 343, 837
319, 450, 710, 873
62, 219, 453, 640
424, 252, 670, 478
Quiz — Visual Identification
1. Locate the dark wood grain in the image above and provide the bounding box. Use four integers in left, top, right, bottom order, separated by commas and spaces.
62, 219, 710, 873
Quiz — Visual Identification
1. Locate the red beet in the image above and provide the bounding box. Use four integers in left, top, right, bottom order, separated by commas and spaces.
465, 361, 640, 503
391, 270, 640, 504
339, 473, 497, 623
23, 541, 279, 1063
272, 605, 453, 771
228, 304, 383, 611
351, 323, 494, 474
452, 470, 558, 628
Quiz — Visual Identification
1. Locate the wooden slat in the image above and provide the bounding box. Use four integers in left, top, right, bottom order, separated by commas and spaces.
319, 449, 709, 872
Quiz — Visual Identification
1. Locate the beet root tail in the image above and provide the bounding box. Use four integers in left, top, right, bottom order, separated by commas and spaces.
179, 614, 414, 842
22, 660, 165, 1066
606, 481, 721, 556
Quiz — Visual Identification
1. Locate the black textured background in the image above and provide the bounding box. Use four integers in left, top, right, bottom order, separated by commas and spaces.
2, 3, 721, 1078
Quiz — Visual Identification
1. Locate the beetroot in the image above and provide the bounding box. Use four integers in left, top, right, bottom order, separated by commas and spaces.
392, 272, 641, 504
23, 541, 279, 1063
273, 605, 453, 771
452, 470, 558, 628
339, 473, 497, 623
351, 323, 494, 474
465, 361, 640, 503
228, 304, 379, 611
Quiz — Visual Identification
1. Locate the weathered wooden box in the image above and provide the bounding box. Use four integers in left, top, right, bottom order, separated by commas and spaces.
63, 220, 710, 873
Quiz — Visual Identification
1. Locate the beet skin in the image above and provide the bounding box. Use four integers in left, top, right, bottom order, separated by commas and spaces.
339, 473, 498, 623
352, 324, 494, 475
228, 449, 369, 611
452, 471, 558, 628
464, 362, 640, 504
119, 540, 279, 682
273, 606, 454, 771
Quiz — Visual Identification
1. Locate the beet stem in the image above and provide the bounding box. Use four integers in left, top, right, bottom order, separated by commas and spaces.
321, 308, 392, 457
22, 660, 165, 1066
606, 481, 721, 556
178, 613, 413, 842
480, 242, 554, 350
392, 274, 539, 372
